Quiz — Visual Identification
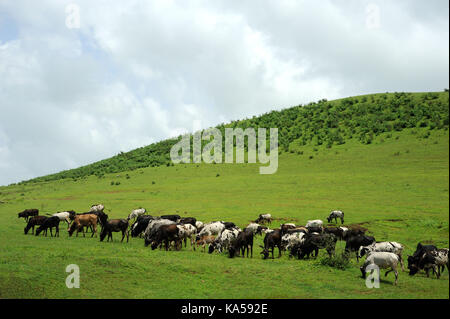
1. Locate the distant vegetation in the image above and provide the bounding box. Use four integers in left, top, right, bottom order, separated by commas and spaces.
23, 91, 448, 184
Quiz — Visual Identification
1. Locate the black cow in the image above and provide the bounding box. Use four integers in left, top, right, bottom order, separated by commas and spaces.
280, 224, 297, 235
160, 214, 181, 222
24, 216, 47, 235
18, 209, 39, 222
131, 215, 154, 237
229, 229, 254, 258
100, 219, 129, 242
149, 224, 180, 251
407, 243, 438, 276
35, 216, 60, 237
179, 217, 197, 227
222, 221, 236, 230
260, 229, 282, 259
344, 234, 376, 261
290, 233, 337, 259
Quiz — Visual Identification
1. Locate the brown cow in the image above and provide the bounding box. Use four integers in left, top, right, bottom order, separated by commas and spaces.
196, 235, 216, 253
68, 214, 98, 237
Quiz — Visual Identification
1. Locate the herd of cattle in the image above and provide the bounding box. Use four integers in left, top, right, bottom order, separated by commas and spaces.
18, 207, 448, 285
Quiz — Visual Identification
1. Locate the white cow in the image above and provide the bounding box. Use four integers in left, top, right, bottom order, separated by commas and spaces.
359, 242, 405, 270
89, 204, 104, 213
210, 228, 240, 253
281, 232, 306, 251
245, 223, 267, 236
177, 224, 198, 250
197, 221, 226, 239
127, 208, 146, 221
195, 221, 204, 232
50, 211, 74, 227
327, 210, 344, 224
306, 220, 323, 229
360, 252, 401, 285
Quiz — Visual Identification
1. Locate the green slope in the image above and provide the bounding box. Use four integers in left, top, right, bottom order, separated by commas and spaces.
0, 92, 448, 298
20, 91, 449, 184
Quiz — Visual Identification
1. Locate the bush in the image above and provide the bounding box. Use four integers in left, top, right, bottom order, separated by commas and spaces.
320, 253, 351, 270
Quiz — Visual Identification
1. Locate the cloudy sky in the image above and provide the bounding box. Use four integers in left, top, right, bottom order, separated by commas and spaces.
0, 0, 448, 185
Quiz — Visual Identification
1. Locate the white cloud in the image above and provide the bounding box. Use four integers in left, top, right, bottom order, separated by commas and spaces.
0, 0, 448, 185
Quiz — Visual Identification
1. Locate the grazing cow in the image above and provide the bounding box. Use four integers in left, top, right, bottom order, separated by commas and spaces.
324, 226, 347, 240
18, 209, 39, 222
255, 214, 272, 225
68, 214, 98, 237
130, 215, 154, 238
359, 242, 405, 270
345, 234, 376, 261
127, 208, 146, 221
229, 229, 254, 258
89, 204, 105, 213
179, 217, 197, 227
360, 252, 401, 285
24, 216, 48, 235
49, 211, 75, 227
412, 243, 437, 259
260, 229, 282, 259
71, 211, 107, 232
160, 214, 181, 222
246, 223, 267, 236
196, 235, 216, 253
197, 221, 226, 240
408, 247, 448, 279
100, 219, 129, 243
35, 216, 60, 237
281, 231, 306, 252
209, 228, 240, 253
327, 210, 344, 224
177, 224, 197, 250
148, 224, 180, 251
291, 233, 337, 259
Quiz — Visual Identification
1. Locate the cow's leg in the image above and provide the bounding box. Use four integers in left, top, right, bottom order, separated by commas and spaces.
121, 230, 125, 242
92, 224, 97, 238
399, 256, 404, 271
394, 269, 398, 285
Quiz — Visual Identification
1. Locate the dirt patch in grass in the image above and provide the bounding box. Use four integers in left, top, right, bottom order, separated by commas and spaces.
56, 196, 77, 201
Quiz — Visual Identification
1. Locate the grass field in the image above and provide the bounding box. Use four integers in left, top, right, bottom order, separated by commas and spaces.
0, 127, 448, 299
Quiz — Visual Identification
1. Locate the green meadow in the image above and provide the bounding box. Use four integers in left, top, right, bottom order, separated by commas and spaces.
0, 126, 448, 298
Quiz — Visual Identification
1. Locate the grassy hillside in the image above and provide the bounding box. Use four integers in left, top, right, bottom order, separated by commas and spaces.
0, 125, 448, 298
20, 91, 449, 184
